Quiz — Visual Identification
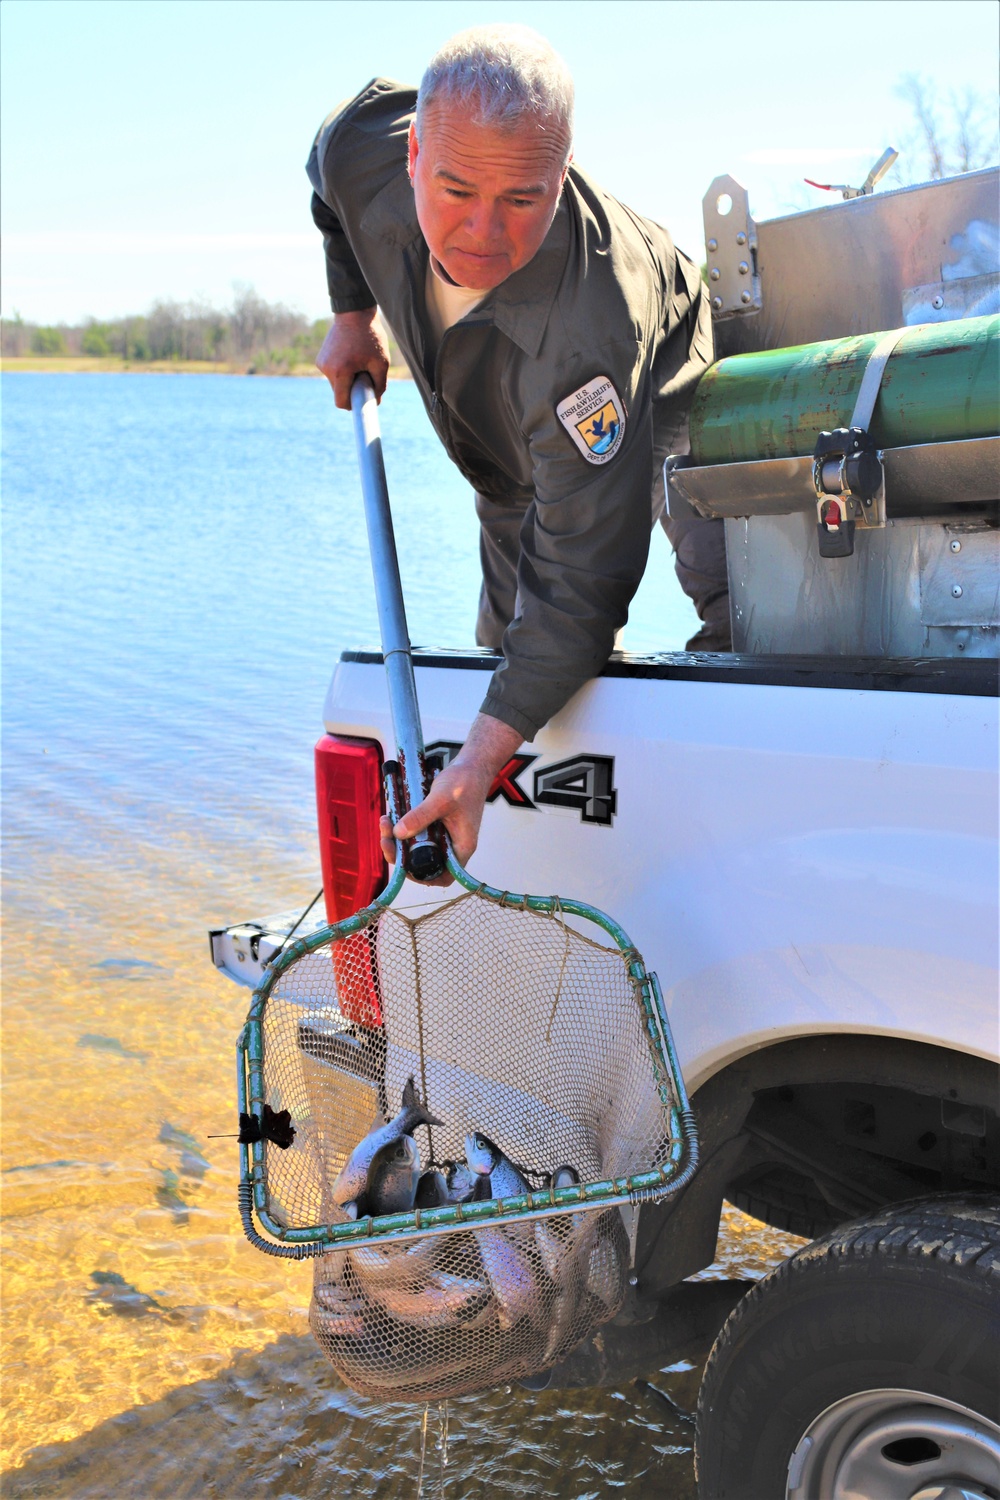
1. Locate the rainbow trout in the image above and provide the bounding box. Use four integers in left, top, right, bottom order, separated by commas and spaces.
464, 1132, 530, 1199
332, 1077, 440, 1209
367, 1134, 421, 1216
364, 1269, 489, 1329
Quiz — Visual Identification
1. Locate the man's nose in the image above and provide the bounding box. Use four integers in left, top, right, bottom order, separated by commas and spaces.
464, 196, 505, 246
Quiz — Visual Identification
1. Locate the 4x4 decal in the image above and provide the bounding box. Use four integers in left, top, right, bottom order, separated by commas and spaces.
424, 742, 617, 826
533, 755, 617, 825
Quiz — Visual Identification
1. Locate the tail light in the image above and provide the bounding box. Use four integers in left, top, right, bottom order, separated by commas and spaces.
314, 734, 387, 1026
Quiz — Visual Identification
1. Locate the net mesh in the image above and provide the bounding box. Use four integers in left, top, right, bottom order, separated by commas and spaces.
254, 890, 676, 1399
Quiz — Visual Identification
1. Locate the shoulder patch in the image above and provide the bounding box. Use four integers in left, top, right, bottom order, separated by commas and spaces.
556, 376, 626, 465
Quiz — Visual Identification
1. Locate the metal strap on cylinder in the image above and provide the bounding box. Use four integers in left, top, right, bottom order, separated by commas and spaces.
848, 325, 913, 431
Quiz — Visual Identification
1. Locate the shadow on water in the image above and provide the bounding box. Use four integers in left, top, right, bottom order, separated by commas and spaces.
5, 1334, 702, 1499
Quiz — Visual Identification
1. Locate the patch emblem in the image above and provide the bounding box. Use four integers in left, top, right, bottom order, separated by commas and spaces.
556, 376, 626, 465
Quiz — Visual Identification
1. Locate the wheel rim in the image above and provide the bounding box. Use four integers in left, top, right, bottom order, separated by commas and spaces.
785, 1388, 1000, 1500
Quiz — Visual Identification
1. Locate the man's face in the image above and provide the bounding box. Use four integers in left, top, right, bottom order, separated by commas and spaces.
408, 102, 571, 291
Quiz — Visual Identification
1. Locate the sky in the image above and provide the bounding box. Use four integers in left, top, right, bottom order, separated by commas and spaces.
2, 0, 998, 324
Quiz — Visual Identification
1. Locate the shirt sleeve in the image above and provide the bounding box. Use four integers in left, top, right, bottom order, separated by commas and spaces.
306, 109, 377, 314
480, 339, 655, 740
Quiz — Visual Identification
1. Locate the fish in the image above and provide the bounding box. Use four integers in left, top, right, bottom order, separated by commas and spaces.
414, 1169, 448, 1209
542, 1256, 585, 1364
159, 1122, 211, 1179
156, 1168, 189, 1224
349, 1234, 443, 1285
363, 1269, 489, 1329
534, 1216, 571, 1282
367, 1135, 420, 1216
535, 1165, 584, 1278
464, 1132, 530, 1200
87, 1270, 170, 1320
478, 1226, 547, 1331
311, 1281, 367, 1338
77, 1033, 147, 1062
446, 1160, 491, 1203
332, 1077, 441, 1208
586, 1223, 625, 1310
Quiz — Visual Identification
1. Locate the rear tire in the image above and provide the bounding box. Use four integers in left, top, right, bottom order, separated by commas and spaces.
694, 1195, 1000, 1499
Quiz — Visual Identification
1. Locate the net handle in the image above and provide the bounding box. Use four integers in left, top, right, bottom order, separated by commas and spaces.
350, 374, 446, 882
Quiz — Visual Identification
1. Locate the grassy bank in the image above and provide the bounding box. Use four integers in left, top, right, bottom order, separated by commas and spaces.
1, 355, 412, 378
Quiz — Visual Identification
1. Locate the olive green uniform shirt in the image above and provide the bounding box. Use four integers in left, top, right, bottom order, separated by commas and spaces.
307, 78, 711, 740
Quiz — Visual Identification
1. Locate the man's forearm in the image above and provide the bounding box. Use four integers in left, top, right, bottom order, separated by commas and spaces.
449, 713, 524, 786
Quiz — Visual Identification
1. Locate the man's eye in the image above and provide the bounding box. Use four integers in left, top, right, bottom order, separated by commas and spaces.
509, 198, 537, 209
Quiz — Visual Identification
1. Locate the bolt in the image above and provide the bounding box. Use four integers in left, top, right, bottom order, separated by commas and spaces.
738, 261, 749, 275
712, 295, 723, 310
736, 231, 747, 246
707, 237, 718, 251
952, 584, 963, 598
628, 1274, 639, 1287
709, 267, 721, 281
932, 294, 944, 310
950, 539, 962, 552
740, 290, 752, 304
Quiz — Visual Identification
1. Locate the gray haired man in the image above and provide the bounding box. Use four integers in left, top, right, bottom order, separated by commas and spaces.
308, 25, 726, 875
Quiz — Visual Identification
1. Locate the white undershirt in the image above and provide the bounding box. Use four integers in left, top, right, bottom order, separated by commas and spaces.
425, 255, 487, 343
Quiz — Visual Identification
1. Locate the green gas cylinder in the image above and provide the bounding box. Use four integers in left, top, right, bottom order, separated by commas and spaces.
688, 313, 999, 465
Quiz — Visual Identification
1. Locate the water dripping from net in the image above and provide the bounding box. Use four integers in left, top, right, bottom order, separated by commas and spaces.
415, 1404, 429, 1498
435, 1400, 449, 1494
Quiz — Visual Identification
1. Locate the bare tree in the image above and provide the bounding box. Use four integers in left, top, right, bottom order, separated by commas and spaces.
896, 75, 999, 183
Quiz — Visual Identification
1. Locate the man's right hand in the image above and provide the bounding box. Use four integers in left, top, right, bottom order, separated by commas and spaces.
315, 307, 390, 409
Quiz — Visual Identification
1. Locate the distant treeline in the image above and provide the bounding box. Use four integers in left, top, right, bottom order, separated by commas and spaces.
1, 285, 402, 372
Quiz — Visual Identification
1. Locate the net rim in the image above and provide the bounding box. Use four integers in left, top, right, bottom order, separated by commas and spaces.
237, 852, 696, 1257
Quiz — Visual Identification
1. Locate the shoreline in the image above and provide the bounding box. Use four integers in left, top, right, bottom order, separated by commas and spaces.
0, 356, 412, 378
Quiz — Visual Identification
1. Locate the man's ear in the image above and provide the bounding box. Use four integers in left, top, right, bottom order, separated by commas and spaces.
407, 121, 419, 182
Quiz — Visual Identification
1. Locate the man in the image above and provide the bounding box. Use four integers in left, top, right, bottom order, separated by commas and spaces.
308, 25, 725, 874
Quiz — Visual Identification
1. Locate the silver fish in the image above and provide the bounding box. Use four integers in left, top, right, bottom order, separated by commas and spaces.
311, 1281, 366, 1338
332, 1077, 441, 1208
478, 1226, 547, 1331
414, 1168, 448, 1208
365, 1269, 489, 1329
464, 1132, 530, 1200
535, 1165, 586, 1280
543, 1260, 585, 1364
586, 1224, 625, 1310
535, 1215, 572, 1283
368, 1134, 420, 1216
349, 1235, 442, 1284
448, 1159, 491, 1203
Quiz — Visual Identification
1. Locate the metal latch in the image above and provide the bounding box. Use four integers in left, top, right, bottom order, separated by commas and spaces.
812, 428, 883, 557
804, 146, 899, 201
812, 325, 912, 558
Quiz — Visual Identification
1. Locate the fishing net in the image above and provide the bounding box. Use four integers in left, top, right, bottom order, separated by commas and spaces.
237, 872, 696, 1400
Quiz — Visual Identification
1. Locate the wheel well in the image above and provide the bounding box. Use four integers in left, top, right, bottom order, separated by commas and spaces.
636, 1035, 999, 1295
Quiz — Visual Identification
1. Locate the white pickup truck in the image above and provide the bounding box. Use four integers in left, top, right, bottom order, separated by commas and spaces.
212, 165, 999, 1499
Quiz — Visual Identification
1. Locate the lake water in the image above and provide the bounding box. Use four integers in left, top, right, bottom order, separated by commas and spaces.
1, 373, 800, 1497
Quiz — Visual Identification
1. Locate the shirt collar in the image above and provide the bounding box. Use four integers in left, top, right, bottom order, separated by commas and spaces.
360, 168, 569, 359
